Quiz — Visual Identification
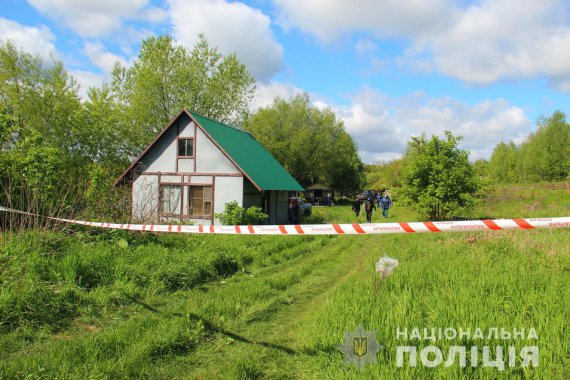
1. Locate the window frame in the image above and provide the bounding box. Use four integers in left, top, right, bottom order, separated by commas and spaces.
159, 184, 182, 217
177, 137, 194, 158
188, 185, 213, 218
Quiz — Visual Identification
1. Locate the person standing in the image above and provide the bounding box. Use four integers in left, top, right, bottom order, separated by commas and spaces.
288, 197, 300, 224
352, 197, 361, 217
380, 192, 392, 218
364, 197, 376, 223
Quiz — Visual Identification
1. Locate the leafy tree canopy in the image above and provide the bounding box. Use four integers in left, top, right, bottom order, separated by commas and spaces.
244, 94, 364, 193
111, 34, 255, 152
401, 131, 482, 220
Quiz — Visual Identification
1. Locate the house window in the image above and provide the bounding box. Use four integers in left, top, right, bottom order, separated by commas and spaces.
178, 138, 194, 157
160, 185, 181, 215
189, 186, 212, 217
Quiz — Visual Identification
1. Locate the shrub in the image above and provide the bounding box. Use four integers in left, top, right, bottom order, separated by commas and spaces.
401, 131, 482, 220
215, 201, 268, 225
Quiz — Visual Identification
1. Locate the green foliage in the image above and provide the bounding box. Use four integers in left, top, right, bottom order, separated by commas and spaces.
2, 133, 66, 204
489, 142, 519, 182
0, 36, 256, 225
244, 94, 365, 192
112, 35, 255, 151
1, 184, 568, 378
243, 205, 269, 225
0, 41, 87, 216
215, 201, 268, 225
519, 111, 570, 181
83, 165, 130, 221
401, 131, 482, 220
83, 85, 129, 165
488, 110, 570, 183
365, 160, 404, 190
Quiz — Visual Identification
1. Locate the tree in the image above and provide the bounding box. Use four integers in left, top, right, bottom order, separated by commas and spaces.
0, 40, 86, 214
489, 142, 519, 183
244, 94, 364, 192
0, 34, 258, 224
488, 110, 569, 183
401, 131, 481, 220
83, 84, 129, 166
519, 111, 569, 181
112, 35, 255, 152
365, 160, 404, 190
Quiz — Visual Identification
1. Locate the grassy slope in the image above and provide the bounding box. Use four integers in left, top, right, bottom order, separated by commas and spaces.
0, 182, 569, 379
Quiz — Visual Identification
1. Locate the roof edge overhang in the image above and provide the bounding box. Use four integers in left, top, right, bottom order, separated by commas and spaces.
113, 109, 188, 187
114, 108, 293, 193
185, 111, 264, 192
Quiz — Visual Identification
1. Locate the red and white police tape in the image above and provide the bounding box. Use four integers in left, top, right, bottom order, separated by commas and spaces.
1, 206, 569, 235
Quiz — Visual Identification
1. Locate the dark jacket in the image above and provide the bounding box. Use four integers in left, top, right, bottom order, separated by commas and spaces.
365, 199, 376, 211
380, 196, 392, 209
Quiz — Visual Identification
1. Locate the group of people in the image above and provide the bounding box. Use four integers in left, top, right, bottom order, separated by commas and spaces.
352, 190, 393, 223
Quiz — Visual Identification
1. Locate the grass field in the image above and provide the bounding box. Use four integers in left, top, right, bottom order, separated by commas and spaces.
0, 182, 569, 379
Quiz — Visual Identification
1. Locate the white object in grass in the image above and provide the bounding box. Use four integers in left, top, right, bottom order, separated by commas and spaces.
375, 256, 399, 278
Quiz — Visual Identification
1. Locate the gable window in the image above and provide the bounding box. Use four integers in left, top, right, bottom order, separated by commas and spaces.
178, 138, 194, 157
160, 185, 181, 215
189, 186, 212, 217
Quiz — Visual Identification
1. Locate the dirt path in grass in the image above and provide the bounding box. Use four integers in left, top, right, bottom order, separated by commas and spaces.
183, 235, 374, 378
258, 237, 369, 344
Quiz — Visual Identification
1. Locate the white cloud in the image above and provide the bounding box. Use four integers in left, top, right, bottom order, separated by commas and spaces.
273, 0, 453, 43
251, 81, 305, 110
414, 0, 570, 86
168, 0, 284, 81
333, 87, 531, 163
355, 39, 377, 55
0, 18, 57, 61
83, 41, 128, 72
71, 70, 105, 99
273, 0, 570, 91
26, 0, 162, 37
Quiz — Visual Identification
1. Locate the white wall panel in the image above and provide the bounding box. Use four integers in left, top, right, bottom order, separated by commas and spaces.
190, 176, 213, 184
213, 176, 243, 225
142, 126, 177, 173
178, 119, 195, 138
177, 158, 194, 172
132, 175, 159, 222
196, 128, 239, 173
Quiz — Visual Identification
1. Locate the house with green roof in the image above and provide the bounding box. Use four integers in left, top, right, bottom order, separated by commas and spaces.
114, 109, 304, 225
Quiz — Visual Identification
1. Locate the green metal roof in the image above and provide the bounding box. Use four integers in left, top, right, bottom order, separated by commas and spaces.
190, 111, 304, 192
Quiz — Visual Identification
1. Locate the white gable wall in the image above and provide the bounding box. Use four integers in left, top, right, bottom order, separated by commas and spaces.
178, 117, 195, 138
142, 124, 177, 173
195, 128, 239, 173
130, 112, 246, 225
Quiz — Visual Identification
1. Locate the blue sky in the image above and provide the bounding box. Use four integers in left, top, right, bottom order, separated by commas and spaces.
1, 0, 569, 162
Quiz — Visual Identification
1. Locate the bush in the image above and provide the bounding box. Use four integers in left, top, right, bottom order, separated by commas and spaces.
401, 131, 482, 220
215, 201, 268, 225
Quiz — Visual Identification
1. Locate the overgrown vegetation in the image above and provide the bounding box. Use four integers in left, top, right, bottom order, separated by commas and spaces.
0, 35, 255, 228
0, 183, 568, 378
215, 201, 268, 225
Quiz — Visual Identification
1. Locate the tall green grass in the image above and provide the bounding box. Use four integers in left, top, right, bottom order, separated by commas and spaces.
293, 229, 569, 379
0, 181, 568, 378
